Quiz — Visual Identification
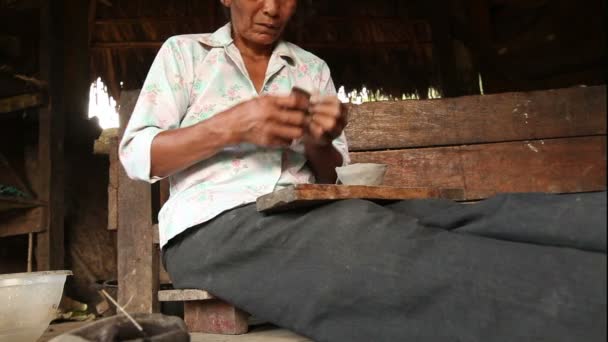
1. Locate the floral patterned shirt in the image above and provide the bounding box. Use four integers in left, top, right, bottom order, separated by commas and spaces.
120, 23, 350, 248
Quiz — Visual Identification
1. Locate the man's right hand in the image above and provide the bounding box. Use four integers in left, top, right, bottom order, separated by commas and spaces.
227, 95, 308, 148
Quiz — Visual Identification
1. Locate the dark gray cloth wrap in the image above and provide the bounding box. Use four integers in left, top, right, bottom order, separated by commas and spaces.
164, 192, 607, 342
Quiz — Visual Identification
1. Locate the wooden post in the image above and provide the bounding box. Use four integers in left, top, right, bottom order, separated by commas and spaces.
35, 0, 65, 271
116, 90, 159, 313
184, 300, 249, 335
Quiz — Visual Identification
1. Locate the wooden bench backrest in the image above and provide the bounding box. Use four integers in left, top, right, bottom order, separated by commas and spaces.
116, 85, 606, 208
345, 85, 606, 199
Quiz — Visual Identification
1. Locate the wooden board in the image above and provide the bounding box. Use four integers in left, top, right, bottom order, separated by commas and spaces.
351, 136, 606, 200
116, 90, 159, 314
158, 289, 214, 302
346, 85, 606, 151
256, 184, 464, 213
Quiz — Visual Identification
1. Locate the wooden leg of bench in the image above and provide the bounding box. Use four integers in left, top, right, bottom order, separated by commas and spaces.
184, 299, 250, 335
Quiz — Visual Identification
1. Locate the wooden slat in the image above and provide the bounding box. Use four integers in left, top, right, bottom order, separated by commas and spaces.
117, 90, 158, 314
158, 289, 214, 302
346, 85, 606, 151
257, 184, 464, 213
0, 93, 45, 114
351, 136, 606, 200
0, 207, 44, 238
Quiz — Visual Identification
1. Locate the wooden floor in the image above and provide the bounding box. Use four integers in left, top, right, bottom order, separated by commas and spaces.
38, 322, 311, 342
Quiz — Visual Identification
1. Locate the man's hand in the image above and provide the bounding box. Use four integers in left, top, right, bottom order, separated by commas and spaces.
230, 95, 308, 147
304, 95, 348, 146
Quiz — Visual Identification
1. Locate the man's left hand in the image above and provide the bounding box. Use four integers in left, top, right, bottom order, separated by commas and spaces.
304, 95, 348, 146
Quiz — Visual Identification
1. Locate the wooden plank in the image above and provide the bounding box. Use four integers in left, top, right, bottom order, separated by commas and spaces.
159, 289, 214, 302
351, 136, 606, 200
345, 85, 606, 151
0, 207, 44, 238
0, 93, 45, 114
35, 0, 64, 271
116, 90, 158, 314
256, 184, 464, 213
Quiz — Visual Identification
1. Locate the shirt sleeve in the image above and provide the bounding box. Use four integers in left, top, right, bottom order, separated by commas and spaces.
119, 37, 192, 183
318, 61, 351, 166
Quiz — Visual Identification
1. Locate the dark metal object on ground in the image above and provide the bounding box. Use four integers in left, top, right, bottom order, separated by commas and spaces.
49, 313, 189, 342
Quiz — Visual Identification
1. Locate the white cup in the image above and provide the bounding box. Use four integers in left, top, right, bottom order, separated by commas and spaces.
335, 163, 388, 186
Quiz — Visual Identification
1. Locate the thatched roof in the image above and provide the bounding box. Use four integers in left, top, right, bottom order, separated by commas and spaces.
89, 0, 606, 101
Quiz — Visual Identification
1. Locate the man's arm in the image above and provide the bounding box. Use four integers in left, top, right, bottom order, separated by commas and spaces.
150, 95, 308, 178
304, 95, 349, 184
304, 141, 343, 184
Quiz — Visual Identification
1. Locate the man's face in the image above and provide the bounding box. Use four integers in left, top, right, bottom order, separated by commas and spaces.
222, 0, 297, 46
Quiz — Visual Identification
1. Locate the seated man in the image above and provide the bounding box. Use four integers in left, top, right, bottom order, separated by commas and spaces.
120, 0, 607, 341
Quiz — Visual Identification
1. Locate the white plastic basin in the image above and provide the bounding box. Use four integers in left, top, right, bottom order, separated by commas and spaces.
0, 271, 72, 342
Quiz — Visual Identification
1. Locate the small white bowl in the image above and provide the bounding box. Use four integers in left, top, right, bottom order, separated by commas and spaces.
335, 163, 388, 186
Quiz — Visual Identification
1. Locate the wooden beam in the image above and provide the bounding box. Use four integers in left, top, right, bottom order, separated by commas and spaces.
116, 90, 158, 313
346, 85, 607, 151
351, 136, 606, 200
0, 93, 45, 114
0, 207, 44, 238
35, 0, 65, 271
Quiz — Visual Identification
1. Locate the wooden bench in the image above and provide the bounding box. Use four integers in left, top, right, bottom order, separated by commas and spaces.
100, 85, 606, 334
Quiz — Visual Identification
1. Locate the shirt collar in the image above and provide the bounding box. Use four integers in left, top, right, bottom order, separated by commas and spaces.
199, 22, 296, 65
